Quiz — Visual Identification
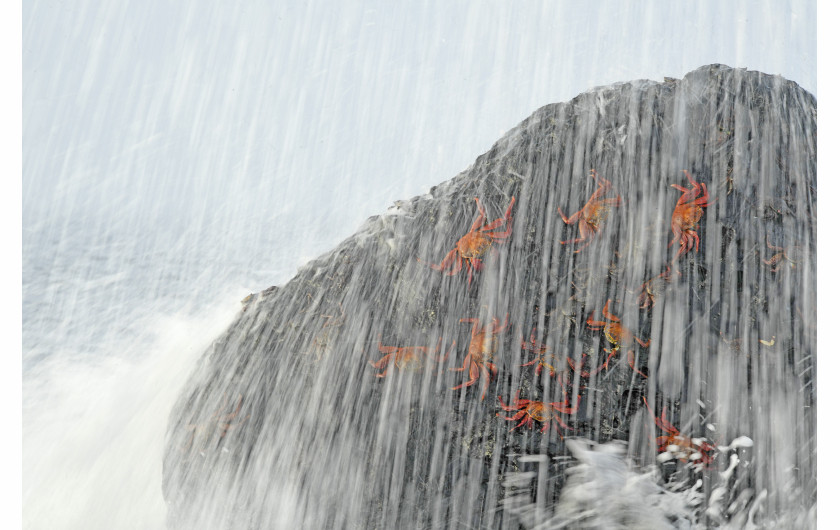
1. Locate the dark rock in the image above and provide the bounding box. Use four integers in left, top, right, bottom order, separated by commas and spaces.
163, 64, 816, 529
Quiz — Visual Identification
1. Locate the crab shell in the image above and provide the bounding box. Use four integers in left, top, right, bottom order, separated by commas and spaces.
393, 349, 428, 371
522, 402, 555, 423
456, 232, 493, 260
581, 202, 612, 229
469, 333, 498, 360
602, 322, 635, 346
672, 203, 705, 231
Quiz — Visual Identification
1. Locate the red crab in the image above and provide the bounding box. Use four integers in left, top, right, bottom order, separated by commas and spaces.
182, 393, 250, 454
521, 328, 566, 383
643, 397, 717, 467
636, 266, 673, 309
568, 299, 649, 378
558, 169, 622, 252
763, 236, 802, 273
451, 314, 510, 400
420, 196, 515, 285
497, 390, 580, 435
369, 337, 454, 377
669, 170, 713, 260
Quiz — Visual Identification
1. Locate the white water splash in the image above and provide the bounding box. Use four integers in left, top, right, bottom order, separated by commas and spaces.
23, 302, 240, 529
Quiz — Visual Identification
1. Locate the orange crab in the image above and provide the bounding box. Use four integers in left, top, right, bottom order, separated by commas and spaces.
520, 328, 566, 383
369, 337, 454, 377
558, 169, 622, 252
497, 390, 580, 435
420, 196, 515, 285
643, 397, 717, 467
669, 170, 713, 260
451, 314, 510, 400
636, 266, 673, 309
763, 236, 802, 273
182, 393, 250, 454
568, 299, 649, 377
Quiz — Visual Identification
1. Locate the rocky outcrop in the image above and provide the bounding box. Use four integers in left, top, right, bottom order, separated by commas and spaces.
163, 64, 816, 528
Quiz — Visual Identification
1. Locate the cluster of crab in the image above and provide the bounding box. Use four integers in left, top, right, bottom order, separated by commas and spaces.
366, 170, 721, 467
370, 312, 581, 436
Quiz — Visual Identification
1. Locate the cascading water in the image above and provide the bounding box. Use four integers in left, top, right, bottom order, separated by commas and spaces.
23, 4, 818, 529
162, 65, 816, 528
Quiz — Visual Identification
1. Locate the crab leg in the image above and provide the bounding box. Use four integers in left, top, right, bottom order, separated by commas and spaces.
469, 258, 486, 284
421, 248, 459, 271
568, 234, 598, 253
504, 411, 530, 431
597, 196, 622, 207
210, 393, 242, 427
450, 353, 473, 373
469, 198, 489, 231
551, 394, 581, 414
764, 252, 789, 272
182, 428, 199, 453
498, 391, 530, 411
481, 216, 507, 233
217, 395, 249, 436
668, 228, 682, 250
672, 171, 704, 203
455, 359, 483, 387
369, 352, 395, 370
765, 236, 786, 254
600, 348, 618, 371
481, 196, 516, 235
671, 183, 701, 204
547, 414, 571, 434
500, 409, 527, 422
503, 195, 516, 218
601, 300, 621, 321
479, 364, 497, 400
626, 351, 647, 378
211, 393, 232, 421
369, 338, 400, 374
444, 256, 464, 276
568, 348, 618, 377
637, 267, 672, 307
643, 397, 680, 435
459, 317, 480, 328
521, 327, 544, 351
590, 168, 611, 186
559, 233, 591, 247
680, 230, 699, 251
586, 317, 608, 329
585, 181, 611, 202
219, 411, 249, 436
540, 422, 552, 434
485, 226, 513, 239
558, 205, 584, 225
535, 362, 558, 379
453, 362, 493, 400
451, 364, 479, 390
635, 336, 651, 347
489, 314, 511, 334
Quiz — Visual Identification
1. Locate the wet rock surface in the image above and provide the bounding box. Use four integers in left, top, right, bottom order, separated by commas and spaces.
163, 64, 816, 528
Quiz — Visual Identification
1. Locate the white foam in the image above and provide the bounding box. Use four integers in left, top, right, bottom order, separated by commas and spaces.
23, 298, 241, 530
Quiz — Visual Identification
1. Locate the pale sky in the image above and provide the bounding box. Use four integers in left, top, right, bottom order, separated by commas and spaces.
23, 1, 816, 268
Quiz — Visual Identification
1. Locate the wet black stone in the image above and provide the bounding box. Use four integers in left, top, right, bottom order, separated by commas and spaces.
163, 64, 816, 529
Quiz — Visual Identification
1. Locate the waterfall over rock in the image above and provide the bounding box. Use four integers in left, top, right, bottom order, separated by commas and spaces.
163, 64, 816, 529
